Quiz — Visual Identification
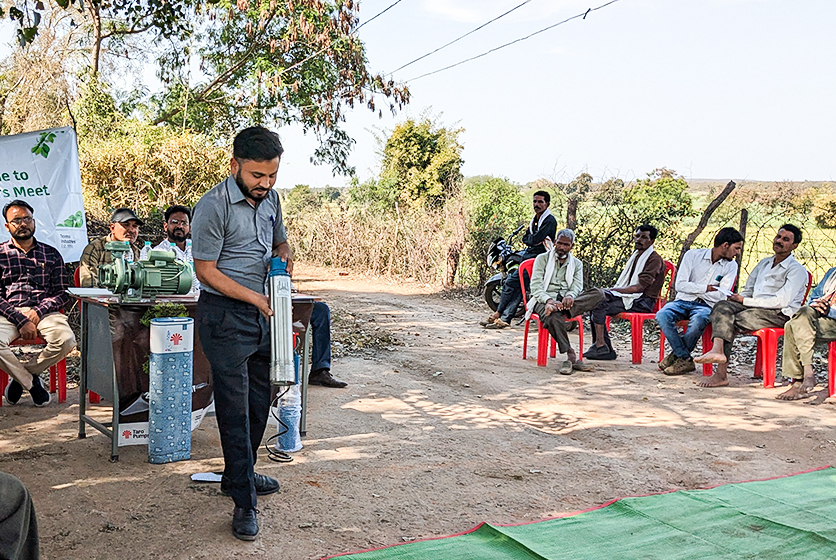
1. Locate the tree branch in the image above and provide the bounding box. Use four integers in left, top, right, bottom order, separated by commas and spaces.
676, 179, 737, 270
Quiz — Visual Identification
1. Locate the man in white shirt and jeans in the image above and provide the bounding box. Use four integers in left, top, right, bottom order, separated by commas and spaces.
696, 224, 808, 388
655, 228, 743, 375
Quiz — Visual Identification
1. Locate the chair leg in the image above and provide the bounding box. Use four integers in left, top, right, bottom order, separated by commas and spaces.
828, 341, 836, 398
89, 391, 101, 404
630, 318, 644, 365
700, 327, 713, 375
754, 335, 763, 379
576, 317, 584, 362
50, 367, 57, 393
537, 324, 549, 367
658, 329, 666, 362
522, 320, 530, 360
550, 336, 557, 358
0, 370, 6, 406
57, 359, 67, 404
761, 331, 778, 389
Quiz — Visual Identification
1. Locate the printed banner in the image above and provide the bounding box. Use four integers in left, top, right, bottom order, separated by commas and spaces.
0, 127, 87, 261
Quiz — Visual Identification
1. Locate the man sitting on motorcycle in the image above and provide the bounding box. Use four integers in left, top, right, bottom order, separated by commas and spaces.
484, 190, 557, 329
528, 229, 604, 374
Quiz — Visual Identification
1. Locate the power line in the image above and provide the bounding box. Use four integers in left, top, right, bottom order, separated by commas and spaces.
280, 0, 407, 76
406, 0, 622, 82
356, 0, 407, 32
389, 0, 534, 76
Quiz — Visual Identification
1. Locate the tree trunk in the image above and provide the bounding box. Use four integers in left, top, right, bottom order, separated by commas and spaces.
566, 197, 578, 230
90, 6, 103, 76
676, 180, 737, 269
671, 180, 737, 299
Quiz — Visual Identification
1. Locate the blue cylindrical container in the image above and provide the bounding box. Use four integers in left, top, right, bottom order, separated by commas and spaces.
148, 317, 194, 464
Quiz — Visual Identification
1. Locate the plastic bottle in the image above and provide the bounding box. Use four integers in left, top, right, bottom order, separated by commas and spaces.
139, 240, 152, 260
185, 239, 196, 292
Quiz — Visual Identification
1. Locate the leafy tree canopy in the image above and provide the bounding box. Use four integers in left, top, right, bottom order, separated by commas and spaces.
3, 0, 409, 174
380, 117, 464, 208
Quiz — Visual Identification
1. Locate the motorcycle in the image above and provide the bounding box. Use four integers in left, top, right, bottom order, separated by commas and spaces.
483, 225, 526, 314
483, 228, 575, 328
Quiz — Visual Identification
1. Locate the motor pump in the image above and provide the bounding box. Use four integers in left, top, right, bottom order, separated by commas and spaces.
98, 241, 192, 301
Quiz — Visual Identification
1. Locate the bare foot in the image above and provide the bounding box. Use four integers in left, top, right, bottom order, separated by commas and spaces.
694, 352, 727, 364
697, 373, 729, 388
776, 380, 815, 400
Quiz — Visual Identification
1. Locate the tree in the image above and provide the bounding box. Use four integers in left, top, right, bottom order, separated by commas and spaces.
379, 117, 464, 208
150, 0, 409, 174
3, 0, 410, 173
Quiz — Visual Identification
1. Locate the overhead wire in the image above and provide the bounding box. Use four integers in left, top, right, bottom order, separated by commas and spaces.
356, 0, 406, 32
280, 0, 408, 76
389, 0, 534, 75
406, 0, 622, 82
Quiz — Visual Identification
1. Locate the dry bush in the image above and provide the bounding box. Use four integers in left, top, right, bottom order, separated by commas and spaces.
288, 201, 463, 284
0, 14, 80, 135
79, 125, 229, 222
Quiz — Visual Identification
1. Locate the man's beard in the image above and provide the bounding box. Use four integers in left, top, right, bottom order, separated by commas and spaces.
11, 229, 34, 242
168, 229, 187, 243
235, 171, 269, 201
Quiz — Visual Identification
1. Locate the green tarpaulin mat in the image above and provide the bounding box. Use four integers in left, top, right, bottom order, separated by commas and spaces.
327, 467, 836, 560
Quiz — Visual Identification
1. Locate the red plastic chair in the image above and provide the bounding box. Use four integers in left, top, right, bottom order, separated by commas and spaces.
519, 258, 584, 367
74, 266, 101, 404
658, 323, 715, 375
750, 270, 813, 388
0, 337, 68, 405
827, 341, 836, 398
606, 260, 676, 364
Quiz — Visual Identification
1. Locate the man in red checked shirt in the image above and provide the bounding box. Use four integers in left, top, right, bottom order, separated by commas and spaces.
0, 200, 75, 407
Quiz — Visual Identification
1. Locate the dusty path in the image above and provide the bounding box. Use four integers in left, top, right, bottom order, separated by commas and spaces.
1, 263, 835, 559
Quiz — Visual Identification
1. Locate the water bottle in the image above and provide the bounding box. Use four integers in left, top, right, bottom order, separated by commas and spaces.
185, 239, 197, 292
140, 240, 152, 260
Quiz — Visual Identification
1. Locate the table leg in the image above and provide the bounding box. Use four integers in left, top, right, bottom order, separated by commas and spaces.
300, 327, 311, 436
78, 301, 88, 439
110, 359, 119, 462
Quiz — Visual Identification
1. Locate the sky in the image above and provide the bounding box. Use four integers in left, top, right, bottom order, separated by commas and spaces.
3, 0, 836, 189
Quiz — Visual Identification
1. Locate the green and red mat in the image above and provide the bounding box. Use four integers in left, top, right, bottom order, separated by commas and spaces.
327, 466, 836, 559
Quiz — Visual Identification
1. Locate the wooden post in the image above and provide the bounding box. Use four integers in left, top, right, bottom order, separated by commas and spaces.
735, 208, 748, 292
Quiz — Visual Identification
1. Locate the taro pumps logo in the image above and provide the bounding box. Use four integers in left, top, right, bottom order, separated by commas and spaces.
170, 332, 183, 345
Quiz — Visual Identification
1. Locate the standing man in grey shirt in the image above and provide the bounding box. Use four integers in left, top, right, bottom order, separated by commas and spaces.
191, 126, 293, 541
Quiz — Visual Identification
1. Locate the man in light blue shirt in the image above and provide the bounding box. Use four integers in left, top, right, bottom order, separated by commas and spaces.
655, 228, 742, 375
778, 266, 836, 400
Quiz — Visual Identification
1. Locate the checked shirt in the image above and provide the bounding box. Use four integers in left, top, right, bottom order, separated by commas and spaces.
0, 239, 71, 329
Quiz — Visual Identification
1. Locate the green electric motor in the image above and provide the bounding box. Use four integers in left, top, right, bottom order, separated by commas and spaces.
98, 241, 192, 300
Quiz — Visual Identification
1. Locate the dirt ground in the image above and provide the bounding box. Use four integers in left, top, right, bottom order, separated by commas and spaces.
2, 263, 836, 559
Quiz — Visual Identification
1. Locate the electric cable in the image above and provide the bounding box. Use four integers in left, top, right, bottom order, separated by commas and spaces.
280, 0, 408, 76
406, 0, 622, 82
389, 0, 534, 75
265, 386, 295, 463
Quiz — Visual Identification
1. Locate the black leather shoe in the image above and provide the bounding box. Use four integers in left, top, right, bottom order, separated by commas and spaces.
308, 369, 348, 388
253, 473, 279, 495
583, 345, 617, 361
221, 473, 280, 497
232, 507, 259, 541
